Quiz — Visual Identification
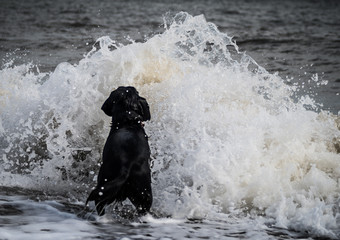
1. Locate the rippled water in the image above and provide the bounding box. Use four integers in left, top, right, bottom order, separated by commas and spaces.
1, 1, 340, 239
1, 0, 339, 112
0, 187, 317, 240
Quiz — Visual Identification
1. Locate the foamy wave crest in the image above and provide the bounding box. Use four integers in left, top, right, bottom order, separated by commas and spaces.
0, 12, 339, 238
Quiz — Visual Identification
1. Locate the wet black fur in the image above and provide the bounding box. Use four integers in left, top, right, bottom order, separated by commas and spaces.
86, 86, 152, 216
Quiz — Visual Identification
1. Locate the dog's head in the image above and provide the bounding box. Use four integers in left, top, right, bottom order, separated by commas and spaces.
101, 86, 151, 123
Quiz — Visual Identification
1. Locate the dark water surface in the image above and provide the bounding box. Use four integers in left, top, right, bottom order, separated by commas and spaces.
1, 0, 339, 112
0, 186, 316, 240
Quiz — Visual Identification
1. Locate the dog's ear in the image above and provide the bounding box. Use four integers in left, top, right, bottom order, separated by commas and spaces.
101, 90, 122, 116
139, 97, 151, 121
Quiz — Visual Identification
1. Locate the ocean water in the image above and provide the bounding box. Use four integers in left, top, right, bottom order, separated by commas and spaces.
1, 0, 340, 239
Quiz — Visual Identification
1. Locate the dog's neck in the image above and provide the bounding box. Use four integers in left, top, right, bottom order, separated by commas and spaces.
110, 110, 144, 132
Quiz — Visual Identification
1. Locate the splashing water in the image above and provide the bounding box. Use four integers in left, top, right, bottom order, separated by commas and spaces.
1, 12, 339, 238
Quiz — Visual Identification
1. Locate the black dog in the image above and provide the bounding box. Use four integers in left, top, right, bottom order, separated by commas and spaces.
86, 86, 152, 216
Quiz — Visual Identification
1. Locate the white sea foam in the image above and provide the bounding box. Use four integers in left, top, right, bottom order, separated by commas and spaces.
0, 12, 339, 238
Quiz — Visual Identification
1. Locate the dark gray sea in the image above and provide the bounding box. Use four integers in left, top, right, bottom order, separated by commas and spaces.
1, 0, 340, 239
